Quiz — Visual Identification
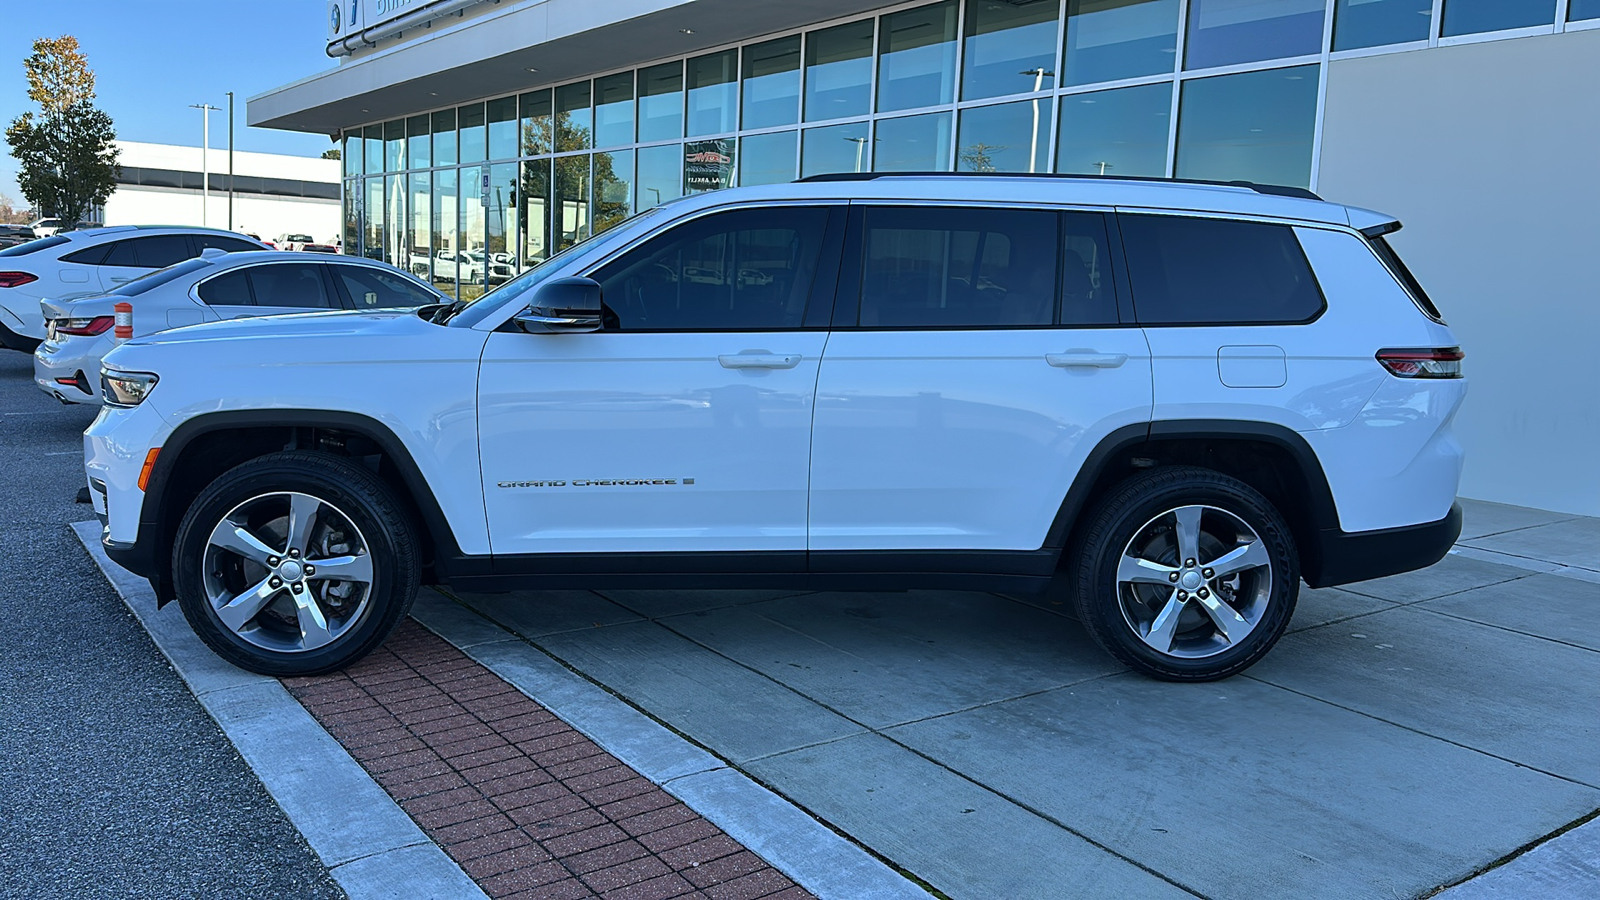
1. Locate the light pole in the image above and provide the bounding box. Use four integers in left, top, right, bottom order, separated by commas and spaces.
845, 135, 868, 173
1019, 68, 1053, 174
189, 103, 221, 227
226, 92, 235, 231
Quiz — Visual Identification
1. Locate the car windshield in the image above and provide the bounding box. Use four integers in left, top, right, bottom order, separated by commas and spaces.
112, 257, 212, 296
0, 234, 69, 257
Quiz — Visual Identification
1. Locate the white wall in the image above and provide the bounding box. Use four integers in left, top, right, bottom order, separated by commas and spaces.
102, 186, 340, 244
1317, 30, 1600, 517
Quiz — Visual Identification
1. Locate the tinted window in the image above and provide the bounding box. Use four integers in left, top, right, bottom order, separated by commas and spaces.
100, 240, 139, 267
248, 264, 338, 309
1120, 215, 1324, 325
333, 264, 439, 309
57, 241, 110, 264
129, 235, 195, 269
197, 269, 254, 306
193, 235, 261, 253
858, 206, 1060, 328
593, 207, 829, 331
114, 258, 212, 296
0, 235, 68, 257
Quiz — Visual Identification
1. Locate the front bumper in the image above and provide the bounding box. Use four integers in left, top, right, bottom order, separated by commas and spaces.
1307, 503, 1463, 588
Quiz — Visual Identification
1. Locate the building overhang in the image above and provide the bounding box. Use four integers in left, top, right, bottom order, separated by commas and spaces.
249, 0, 879, 137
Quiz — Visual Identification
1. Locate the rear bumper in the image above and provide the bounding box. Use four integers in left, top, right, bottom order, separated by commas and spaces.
0, 319, 40, 354
34, 338, 104, 404
1307, 503, 1462, 588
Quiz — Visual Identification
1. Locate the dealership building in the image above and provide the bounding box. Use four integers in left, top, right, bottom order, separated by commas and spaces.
250, 0, 1599, 516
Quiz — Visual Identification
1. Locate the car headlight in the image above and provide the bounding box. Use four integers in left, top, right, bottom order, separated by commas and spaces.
102, 367, 159, 407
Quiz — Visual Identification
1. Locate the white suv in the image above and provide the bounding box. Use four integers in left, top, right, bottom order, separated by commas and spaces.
84, 175, 1466, 681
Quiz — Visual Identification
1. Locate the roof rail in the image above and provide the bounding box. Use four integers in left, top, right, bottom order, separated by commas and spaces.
793, 171, 1322, 202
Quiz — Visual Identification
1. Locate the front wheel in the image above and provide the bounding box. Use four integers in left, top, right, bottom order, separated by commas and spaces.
1069, 466, 1299, 681
172, 451, 419, 676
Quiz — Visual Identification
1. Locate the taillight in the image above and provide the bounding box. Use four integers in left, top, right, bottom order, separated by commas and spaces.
0, 271, 38, 288
56, 315, 114, 336
1376, 347, 1464, 379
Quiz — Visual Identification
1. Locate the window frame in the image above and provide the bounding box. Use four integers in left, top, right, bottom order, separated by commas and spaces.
193, 261, 347, 311
831, 201, 1131, 331
578, 201, 848, 333
1113, 210, 1330, 328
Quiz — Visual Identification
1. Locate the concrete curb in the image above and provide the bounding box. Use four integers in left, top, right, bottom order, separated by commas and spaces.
72, 521, 487, 900
1435, 816, 1600, 900
410, 589, 929, 900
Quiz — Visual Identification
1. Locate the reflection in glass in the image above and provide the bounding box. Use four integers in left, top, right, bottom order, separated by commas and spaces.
432, 169, 457, 298
364, 125, 383, 176
688, 51, 739, 136
1573, 0, 1600, 20
364, 177, 383, 259
555, 83, 593, 152
873, 112, 952, 172
739, 131, 798, 185
487, 162, 519, 278
1442, 0, 1557, 36
685, 139, 735, 193
957, 100, 1053, 173
458, 103, 487, 163
1334, 0, 1433, 49
594, 72, 635, 148
878, 1, 957, 113
1064, 0, 1181, 86
520, 159, 552, 268
742, 37, 800, 129
343, 179, 359, 251
487, 97, 518, 160
1176, 64, 1319, 189
1057, 82, 1172, 177
520, 90, 552, 155
1186, 0, 1323, 70
639, 63, 684, 143
802, 121, 870, 177
459, 165, 486, 299
553, 156, 591, 253
385, 174, 405, 271
408, 172, 431, 282
637, 144, 682, 209
406, 115, 430, 169
805, 20, 875, 121
431, 109, 457, 167
594, 150, 634, 234
344, 132, 362, 177
384, 120, 404, 172
962, 0, 1058, 101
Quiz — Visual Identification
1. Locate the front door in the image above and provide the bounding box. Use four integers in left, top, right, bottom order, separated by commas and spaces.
478, 204, 842, 557
808, 204, 1154, 553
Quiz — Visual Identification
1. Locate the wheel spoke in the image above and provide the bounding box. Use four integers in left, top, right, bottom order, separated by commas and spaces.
1145, 595, 1186, 653
1118, 554, 1178, 586
293, 591, 335, 650
216, 576, 280, 633
1173, 506, 1203, 565
285, 494, 321, 557
307, 553, 372, 584
211, 524, 279, 565
1196, 593, 1251, 644
1205, 541, 1271, 580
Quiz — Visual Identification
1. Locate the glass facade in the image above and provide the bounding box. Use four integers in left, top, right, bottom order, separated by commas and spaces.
339, 0, 1587, 297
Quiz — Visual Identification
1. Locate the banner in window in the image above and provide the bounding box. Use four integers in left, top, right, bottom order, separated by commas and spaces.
684, 140, 735, 193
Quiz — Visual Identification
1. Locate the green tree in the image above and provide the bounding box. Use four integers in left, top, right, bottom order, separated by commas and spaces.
5, 36, 120, 228
321, 148, 341, 160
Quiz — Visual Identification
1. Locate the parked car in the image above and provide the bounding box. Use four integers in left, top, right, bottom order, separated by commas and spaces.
242, 232, 279, 250
460, 250, 516, 284
0, 226, 267, 352
0, 224, 36, 249
36, 251, 443, 405
30, 217, 63, 237
276, 233, 338, 254
85, 173, 1466, 681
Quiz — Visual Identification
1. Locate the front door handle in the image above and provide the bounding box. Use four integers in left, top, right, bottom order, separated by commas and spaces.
1046, 351, 1128, 369
718, 353, 801, 370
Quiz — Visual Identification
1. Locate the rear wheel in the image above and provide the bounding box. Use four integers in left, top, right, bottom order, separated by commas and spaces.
1069, 466, 1298, 681
172, 451, 419, 676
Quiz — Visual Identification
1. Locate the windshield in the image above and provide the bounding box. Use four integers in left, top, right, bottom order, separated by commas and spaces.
112, 257, 212, 296
0, 234, 69, 257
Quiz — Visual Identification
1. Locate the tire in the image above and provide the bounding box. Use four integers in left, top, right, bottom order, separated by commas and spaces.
172, 450, 420, 676
1068, 466, 1299, 681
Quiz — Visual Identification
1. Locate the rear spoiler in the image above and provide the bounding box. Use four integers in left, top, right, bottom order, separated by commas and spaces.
1347, 205, 1402, 238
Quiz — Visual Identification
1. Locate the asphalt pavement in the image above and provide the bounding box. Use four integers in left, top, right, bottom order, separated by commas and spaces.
0, 351, 343, 900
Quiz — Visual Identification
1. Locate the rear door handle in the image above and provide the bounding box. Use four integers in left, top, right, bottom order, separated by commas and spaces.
1046, 351, 1128, 369
718, 353, 802, 370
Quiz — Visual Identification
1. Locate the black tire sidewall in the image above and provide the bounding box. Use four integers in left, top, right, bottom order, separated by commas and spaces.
1072, 467, 1299, 681
172, 452, 418, 676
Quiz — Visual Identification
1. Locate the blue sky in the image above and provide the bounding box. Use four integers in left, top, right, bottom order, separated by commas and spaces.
1, 0, 337, 207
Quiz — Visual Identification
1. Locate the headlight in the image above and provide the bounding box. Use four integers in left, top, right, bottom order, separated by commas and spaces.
101, 368, 159, 407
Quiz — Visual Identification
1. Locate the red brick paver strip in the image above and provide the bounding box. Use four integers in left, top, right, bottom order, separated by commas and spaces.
284, 621, 815, 900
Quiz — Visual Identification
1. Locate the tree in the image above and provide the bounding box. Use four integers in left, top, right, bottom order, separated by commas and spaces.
5, 36, 120, 228
321, 148, 341, 160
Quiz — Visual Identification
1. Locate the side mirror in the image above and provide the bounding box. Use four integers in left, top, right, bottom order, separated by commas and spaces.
513, 276, 602, 334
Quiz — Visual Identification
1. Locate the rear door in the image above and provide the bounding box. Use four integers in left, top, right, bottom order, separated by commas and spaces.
808, 203, 1153, 557
96, 234, 198, 288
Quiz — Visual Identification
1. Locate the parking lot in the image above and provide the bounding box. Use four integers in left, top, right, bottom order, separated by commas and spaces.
5, 345, 1599, 899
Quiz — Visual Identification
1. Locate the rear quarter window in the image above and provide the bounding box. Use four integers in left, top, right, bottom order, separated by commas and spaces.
1119, 214, 1325, 326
